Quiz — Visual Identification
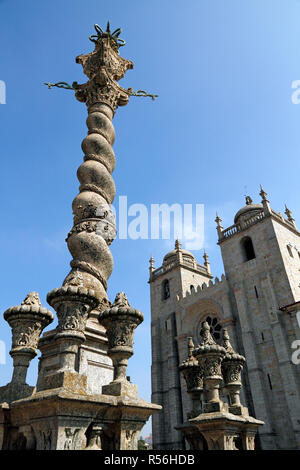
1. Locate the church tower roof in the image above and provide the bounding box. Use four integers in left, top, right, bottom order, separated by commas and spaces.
163, 239, 196, 265
233, 195, 263, 224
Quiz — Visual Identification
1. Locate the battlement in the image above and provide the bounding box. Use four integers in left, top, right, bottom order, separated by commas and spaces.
178, 273, 227, 302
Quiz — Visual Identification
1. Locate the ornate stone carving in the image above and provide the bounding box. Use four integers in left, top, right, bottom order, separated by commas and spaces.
193, 322, 226, 412
181, 366, 203, 392
39, 429, 52, 450
121, 422, 142, 450
46, 286, 98, 374
221, 329, 246, 412
3, 293, 54, 388
99, 293, 143, 383
179, 338, 203, 418
54, 23, 135, 305
246, 435, 255, 450
47, 286, 98, 340
21, 292, 42, 307
222, 361, 244, 384
64, 428, 81, 450
11, 322, 42, 350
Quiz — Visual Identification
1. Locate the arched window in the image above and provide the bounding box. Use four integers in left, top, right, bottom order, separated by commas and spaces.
241, 236, 256, 262
199, 316, 222, 342
162, 279, 170, 300
190, 285, 195, 293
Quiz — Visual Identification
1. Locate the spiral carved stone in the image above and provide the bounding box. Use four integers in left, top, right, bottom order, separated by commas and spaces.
62, 29, 134, 305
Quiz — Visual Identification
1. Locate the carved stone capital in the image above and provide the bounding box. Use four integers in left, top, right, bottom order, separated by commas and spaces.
47, 286, 98, 341
98, 292, 143, 384
222, 357, 245, 385
4, 292, 54, 355
73, 27, 133, 111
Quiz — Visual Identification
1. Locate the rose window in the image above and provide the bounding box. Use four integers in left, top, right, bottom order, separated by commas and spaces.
198, 316, 222, 342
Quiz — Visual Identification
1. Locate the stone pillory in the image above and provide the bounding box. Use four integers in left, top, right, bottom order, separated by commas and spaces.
0, 23, 160, 451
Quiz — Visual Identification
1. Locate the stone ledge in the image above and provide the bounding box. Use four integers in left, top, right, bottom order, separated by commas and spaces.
40, 371, 87, 395
102, 380, 138, 398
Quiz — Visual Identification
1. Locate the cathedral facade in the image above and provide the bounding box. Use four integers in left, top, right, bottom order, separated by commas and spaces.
149, 187, 300, 450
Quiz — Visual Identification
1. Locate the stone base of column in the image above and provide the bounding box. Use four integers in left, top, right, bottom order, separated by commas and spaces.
0, 383, 34, 404
229, 404, 249, 416
1, 388, 161, 450
203, 400, 228, 413
102, 380, 138, 398
189, 411, 264, 450
175, 422, 208, 450
40, 371, 87, 395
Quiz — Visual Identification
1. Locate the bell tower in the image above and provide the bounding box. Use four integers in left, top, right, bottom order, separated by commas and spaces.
216, 187, 300, 449
149, 240, 212, 449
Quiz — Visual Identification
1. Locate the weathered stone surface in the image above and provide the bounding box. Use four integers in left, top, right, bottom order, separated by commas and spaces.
177, 328, 263, 450
0, 23, 161, 451
1, 388, 160, 450
99, 292, 144, 392
1, 293, 53, 404
150, 190, 300, 450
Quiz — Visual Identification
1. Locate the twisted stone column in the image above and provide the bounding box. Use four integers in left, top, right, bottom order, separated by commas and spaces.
43, 25, 134, 393
62, 25, 133, 309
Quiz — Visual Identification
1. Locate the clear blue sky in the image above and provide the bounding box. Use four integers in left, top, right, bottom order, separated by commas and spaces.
1, 0, 300, 437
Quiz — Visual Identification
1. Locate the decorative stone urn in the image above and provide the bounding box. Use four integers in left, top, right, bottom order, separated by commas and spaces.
47, 285, 98, 374
193, 322, 226, 413
2, 292, 53, 400
98, 292, 143, 397
221, 328, 246, 415
179, 337, 204, 418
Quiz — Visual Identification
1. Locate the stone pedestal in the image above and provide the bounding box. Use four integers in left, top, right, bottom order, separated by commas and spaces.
0, 293, 53, 404
99, 292, 143, 399
102, 380, 138, 398
177, 326, 264, 450
179, 337, 203, 418
2, 388, 160, 450
189, 412, 263, 450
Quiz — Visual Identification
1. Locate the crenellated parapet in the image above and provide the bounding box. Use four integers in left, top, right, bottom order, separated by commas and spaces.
180, 274, 227, 302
